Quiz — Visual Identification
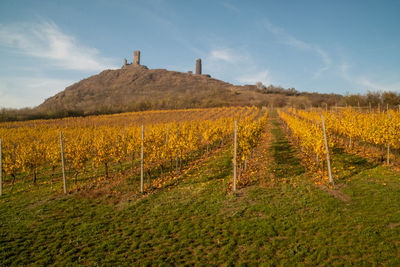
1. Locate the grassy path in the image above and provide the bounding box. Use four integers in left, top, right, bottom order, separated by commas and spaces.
1, 113, 400, 265
269, 115, 305, 179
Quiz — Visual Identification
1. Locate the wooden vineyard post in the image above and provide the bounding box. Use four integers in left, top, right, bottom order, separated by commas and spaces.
176, 127, 179, 173
387, 114, 391, 165
387, 142, 390, 165
321, 115, 334, 185
59, 131, 67, 194
165, 124, 169, 144
206, 125, 209, 154
140, 125, 144, 194
0, 139, 2, 196
233, 120, 237, 192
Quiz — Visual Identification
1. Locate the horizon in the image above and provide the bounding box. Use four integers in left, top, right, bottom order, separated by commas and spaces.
0, 0, 399, 108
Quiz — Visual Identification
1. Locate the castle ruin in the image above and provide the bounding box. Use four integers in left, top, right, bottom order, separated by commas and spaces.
196, 58, 202, 75
122, 50, 142, 68
134, 50, 140, 65
122, 51, 208, 77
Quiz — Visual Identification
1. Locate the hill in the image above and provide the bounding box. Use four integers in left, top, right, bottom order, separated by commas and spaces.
37, 64, 275, 116
9, 55, 395, 122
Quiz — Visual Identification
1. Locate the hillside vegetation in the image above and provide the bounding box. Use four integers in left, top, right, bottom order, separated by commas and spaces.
37, 65, 270, 115
1, 65, 333, 121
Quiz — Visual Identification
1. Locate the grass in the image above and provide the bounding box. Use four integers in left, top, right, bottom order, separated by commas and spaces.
269, 118, 306, 178
1, 113, 400, 265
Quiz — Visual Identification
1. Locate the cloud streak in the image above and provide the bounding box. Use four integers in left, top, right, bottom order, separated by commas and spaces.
206, 47, 274, 86
0, 76, 73, 108
0, 21, 117, 71
209, 48, 248, 64
263, 19, 332, 78
221, 1, 240, 13
237, 70, 272, 85
339, 62, 400, 92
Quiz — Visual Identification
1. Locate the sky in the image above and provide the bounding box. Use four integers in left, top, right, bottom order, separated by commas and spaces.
0, 0, 399, 108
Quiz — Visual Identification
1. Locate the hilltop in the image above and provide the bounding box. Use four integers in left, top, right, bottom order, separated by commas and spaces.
37, 64, 271, 116
35, 50, 320, 117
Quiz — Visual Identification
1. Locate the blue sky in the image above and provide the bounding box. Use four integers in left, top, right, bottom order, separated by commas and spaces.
0, 0, 399, 108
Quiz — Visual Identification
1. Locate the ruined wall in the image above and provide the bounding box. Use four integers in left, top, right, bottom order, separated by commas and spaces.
196, 58, 202, 75
134, 50, 141, 65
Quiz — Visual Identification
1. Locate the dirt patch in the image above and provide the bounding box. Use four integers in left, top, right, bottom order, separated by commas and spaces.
388, 222, 400, 229
26, 195, 62, 209
318, 184, 351, 202
222, 186, 257, 216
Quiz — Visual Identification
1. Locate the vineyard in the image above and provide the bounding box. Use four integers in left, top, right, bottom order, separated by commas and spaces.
1, 106, 400, 265
0, 106, 267, 195
278, 106, 400, 184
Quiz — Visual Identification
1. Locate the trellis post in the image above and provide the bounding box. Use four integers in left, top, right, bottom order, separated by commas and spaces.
140, 125, 144, 193
321, 115, 334, 185
59, 131, 67, 194
233, 121, 237, 191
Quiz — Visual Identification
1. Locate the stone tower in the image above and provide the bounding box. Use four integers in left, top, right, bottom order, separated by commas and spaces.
123, 58, 127, 67
134, 50, 141, 65
196, 58, 202, 75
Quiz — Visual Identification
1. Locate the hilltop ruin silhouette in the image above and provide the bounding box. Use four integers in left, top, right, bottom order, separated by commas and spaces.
122, 50, 207, 76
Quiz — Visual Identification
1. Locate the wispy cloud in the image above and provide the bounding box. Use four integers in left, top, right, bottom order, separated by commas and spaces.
313, 47, 332, 78
0, 76, 73, 108
263, 19, 332, 78
357, 78, 400, 92
206, 47, 243, 73
237, 70, 272, 85
339, 62, 351, 77
263, 20, 310, 50
221, 1, 240, 13
206, 47, 275, 85
0, 21, 117, 71
210, 49, 235, 62
209, 48, 248, 64
339, 62, 400, 92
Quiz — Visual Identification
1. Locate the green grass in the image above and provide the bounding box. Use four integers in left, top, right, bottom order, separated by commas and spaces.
1, 115, 400, 265
269, 118, 306, 178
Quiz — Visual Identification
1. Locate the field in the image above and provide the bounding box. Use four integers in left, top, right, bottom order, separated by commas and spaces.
1, 107, 400, 265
